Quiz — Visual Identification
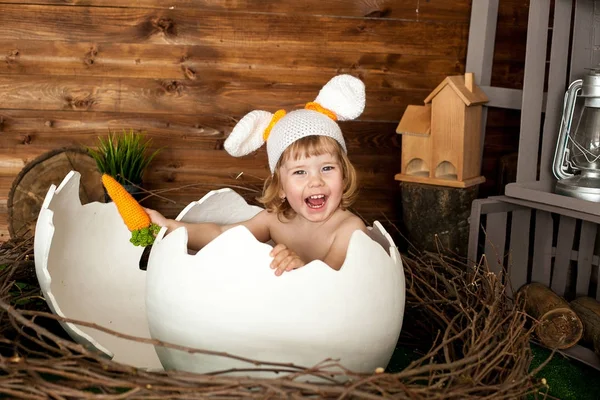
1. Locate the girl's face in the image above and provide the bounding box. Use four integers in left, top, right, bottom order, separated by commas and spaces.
278, 152, 344, 223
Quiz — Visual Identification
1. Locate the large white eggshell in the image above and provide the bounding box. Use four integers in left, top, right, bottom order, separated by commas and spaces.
34, 171, 161, 368
146, 189, 405, 376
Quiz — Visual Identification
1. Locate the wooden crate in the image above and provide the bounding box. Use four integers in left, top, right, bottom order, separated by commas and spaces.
469, 197, 600, 299
466, 0, 600, 369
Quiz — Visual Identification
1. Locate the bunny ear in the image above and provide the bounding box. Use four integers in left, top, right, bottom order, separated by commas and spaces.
314, 74, 365, 121
224, 110, 273, 157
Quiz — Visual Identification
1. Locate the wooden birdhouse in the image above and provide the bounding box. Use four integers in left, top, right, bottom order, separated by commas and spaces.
395, 72, 489, 188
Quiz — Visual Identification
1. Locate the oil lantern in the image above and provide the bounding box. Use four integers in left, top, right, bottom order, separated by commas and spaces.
553, 70, 600, 202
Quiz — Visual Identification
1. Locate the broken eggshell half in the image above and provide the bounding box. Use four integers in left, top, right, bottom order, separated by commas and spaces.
146, 188, 406, 376
34, 171, 162, 369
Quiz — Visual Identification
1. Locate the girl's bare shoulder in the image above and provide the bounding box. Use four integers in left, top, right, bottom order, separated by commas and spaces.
254, 209, 286, 232
257, 209, 280, 223
319, 210, 367, 244
337, 210, 367, 232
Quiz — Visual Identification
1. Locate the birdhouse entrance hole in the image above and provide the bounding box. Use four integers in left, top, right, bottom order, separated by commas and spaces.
406, 158, 429, 177
435, 161, 457, 181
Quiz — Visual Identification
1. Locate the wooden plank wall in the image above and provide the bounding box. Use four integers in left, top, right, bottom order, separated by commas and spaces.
0, 0, 528, 242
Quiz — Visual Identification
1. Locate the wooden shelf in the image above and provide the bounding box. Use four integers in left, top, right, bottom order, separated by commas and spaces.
504, 180, 600, 222
395, 173, 485, 188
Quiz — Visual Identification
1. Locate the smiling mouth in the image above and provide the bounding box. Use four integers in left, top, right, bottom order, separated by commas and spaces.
305, 194, 327, 209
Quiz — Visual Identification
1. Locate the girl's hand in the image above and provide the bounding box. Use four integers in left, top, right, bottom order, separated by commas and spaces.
269, 244, 306, 276
144, 208, 171, 228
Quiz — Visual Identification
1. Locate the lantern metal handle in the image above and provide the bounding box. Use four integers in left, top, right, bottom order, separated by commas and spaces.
553, 79, 583, 180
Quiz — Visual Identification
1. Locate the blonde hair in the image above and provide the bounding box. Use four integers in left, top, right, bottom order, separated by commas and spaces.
258, 136, 359, 220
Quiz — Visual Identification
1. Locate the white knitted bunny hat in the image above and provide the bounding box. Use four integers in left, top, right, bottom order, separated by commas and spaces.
224, 74, 366, 172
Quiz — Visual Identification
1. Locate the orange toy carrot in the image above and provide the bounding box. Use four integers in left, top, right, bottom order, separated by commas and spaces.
102, 174, 159, 247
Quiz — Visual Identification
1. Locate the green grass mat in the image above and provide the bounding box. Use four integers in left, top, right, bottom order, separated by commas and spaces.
530, 344, 600, 400
386, 342, 600, 400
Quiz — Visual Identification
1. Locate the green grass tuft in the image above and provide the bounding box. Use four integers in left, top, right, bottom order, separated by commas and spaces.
87, 129, 160, 186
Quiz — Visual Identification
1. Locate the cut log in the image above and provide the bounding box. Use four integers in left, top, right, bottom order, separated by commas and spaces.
570, 297, 600, 357
8, 147, 105, 239
518, 282, 583, 349
400, 181, 478, 256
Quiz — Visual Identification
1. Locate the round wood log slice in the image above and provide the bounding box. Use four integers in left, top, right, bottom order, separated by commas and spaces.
570, 297, 600, 356
519, 282, 583, 349
7, 147, 105, 239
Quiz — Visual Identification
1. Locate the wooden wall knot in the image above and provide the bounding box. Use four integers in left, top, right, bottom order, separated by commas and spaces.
343, 63, 361, 73
0, 116, 4, 132
454, 60, 462, 72
84, 46, 98, 66
21, 134, 32, 145
355, 24, 368, 33
181, 65, 197, 80
160, 80, 184, 94
152, 17, 176, 36
165, 173, 176, 183
64, 94, 96, 110
5, 49, 19, 64
363, 8, 391, 18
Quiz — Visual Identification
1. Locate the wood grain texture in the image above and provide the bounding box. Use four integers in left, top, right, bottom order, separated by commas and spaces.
0, 0, 473, 21
0, 0, 530, 24
0, 5, 467, 56
480, 108, 521, 196
0, 74, 429, 121
0, 40, 463, 89
0, 110, 399, 173
0, 211, 7, 240
0, 146, 400, 181
0, 117, 398, 152
0, 175, 14, 240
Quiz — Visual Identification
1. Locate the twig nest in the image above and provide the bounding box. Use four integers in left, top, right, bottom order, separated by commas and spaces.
146, 188, 405, 376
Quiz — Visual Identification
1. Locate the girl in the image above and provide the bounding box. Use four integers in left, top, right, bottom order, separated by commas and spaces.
147, 74, 367, 275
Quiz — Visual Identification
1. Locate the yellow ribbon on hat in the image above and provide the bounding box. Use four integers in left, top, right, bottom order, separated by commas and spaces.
263, 109, 287, 141
305, 102, 338, 121
262, 102, 337, 142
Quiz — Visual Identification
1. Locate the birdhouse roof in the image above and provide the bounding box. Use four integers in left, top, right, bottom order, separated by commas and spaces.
396, 104, 431, 136
424, 74, 488, 106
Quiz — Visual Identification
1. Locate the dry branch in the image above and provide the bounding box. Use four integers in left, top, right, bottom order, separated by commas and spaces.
0, 234, 550, 399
